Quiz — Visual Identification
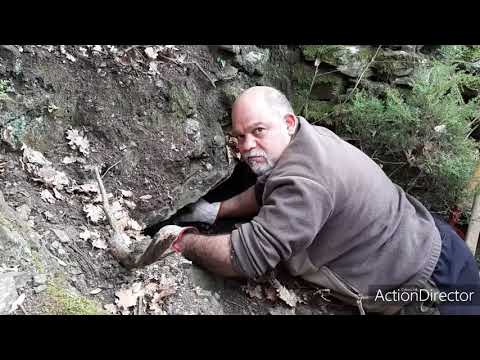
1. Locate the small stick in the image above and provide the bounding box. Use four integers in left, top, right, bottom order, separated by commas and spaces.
188, 61, 217, 89
93, 166, 131, 265
344, 45, 382, 104
101, 160, 121, 179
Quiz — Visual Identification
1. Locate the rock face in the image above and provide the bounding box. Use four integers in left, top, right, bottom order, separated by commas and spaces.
2, 44, 457, 315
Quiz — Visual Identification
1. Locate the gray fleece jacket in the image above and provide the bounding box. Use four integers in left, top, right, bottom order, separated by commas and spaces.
230, 117, 442, 302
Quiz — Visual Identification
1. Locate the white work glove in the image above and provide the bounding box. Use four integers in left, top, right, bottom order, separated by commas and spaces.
135, 225, 199, 267
176, 198, 221, 225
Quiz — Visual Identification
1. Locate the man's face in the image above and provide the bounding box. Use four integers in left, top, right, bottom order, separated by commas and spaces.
232, 99, 293, 176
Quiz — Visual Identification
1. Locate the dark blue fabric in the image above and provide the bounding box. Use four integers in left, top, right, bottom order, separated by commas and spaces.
431, 214, 480, 315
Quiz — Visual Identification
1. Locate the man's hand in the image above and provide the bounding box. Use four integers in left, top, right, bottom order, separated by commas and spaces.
135, 225, 198, 267
176, 199, 221, 225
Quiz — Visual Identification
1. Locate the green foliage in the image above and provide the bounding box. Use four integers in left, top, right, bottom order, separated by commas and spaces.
302, 45, 341, 63
340, 62, 480, 213
438, 45, 480, 64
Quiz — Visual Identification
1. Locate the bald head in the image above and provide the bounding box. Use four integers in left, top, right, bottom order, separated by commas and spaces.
233, 86, 294, 120
231, 86, 298, 176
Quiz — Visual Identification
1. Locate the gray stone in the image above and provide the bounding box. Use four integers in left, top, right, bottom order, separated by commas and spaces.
472, 60, 480, 72
234, 48, 270, 76
33, 274, 47, 286
0, 274, 18, 314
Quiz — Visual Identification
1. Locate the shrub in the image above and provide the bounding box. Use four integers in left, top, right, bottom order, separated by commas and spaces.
338, 61, 480, 215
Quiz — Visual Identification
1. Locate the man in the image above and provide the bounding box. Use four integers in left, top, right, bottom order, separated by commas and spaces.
139, 86, 480, 315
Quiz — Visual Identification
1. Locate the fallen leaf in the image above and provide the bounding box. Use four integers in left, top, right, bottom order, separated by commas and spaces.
127, 219, 142, 231
41, 189, 56, 204
79, 229, 99, 241
62, 156, 86, 164
144, 47, 158, 60
22, 144, 51, 167
92, 238, 108, 250
57, 258, 67, 266
104, 303, 117, 314
66, 129, 90, 156
273, 281, 299, 308
52, 188, 64, 200
115, 288, 138, 310
93, 192, 113, 203
72, 183, 99, 194
123, 199, 136, 209
52, 229, 70, 243
34, 166, 70, 189
120, 189, 133, 198
83, 204, 105, 223
89, 288, 103, 295
140, 194, 152, 200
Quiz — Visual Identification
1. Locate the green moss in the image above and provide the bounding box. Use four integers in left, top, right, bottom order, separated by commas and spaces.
30, 250, 46, 273
45, 277, 105, 315
169, 83, 196, 118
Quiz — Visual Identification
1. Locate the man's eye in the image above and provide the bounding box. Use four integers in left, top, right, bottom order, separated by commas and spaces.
253, 128, 264, 135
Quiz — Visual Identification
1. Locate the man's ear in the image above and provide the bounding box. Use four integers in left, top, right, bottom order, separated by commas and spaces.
285, 114, 297, 136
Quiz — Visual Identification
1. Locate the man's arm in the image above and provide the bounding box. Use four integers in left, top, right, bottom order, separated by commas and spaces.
180, 232, 244, 278
218, 185, 259, 219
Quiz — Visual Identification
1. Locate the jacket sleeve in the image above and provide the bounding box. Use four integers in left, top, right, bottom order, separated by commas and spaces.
230, 175, 334, 279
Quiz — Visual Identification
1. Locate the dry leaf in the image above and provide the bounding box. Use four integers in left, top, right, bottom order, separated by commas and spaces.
115, 288, 138, 310
104, 303, 117, 314
66, 129, 90, 156
92, 238, 108, 250
41, 189, 56, 204
89, 288, 103, 295
273, 281, 299, 308
62, 156, 83, 164
127, 219, 142, 231
34, 166, 70, 189
120, 189, 133, 198
140, 194, 152, 200
72, 183, 99, 194
144, 47, 158, 60
22, 144, 51, 167
83, 204, 105, 223
93, 192, 113, 203
79, 229, 99, 241
123, 200, 136, 209
52, 188, 64, 200
52, 228, 70, 243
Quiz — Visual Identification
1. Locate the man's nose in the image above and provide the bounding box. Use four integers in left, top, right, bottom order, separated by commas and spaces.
241, 135, 256, 153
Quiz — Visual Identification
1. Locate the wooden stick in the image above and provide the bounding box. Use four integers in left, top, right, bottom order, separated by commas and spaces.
93, 167, 132, 266
465, 193, 480, 255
